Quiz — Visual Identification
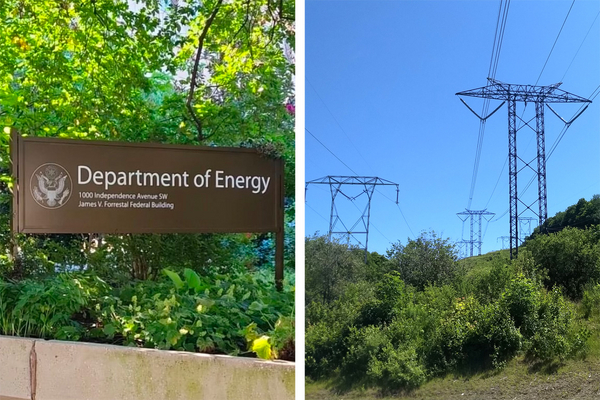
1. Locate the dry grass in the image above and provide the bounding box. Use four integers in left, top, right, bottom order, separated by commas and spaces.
307, 354, 600, 400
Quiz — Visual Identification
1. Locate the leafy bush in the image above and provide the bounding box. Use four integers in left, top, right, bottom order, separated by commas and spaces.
526, 227, 600, 299
367, 343, 426, 391
357, 272, 411, 327
306, 281, 375, 379
340, 326, 389, 386
0, 274, 108, 339
582, 283, 600, 319
99, 269, 294, 357
305, 223, 598, 393
500, 275, 541, 338
387, 231, 458, 290
305, 235, 366, 304
434, 296, 522, 370
0, 270, 294, 360
526, 287, 589, 362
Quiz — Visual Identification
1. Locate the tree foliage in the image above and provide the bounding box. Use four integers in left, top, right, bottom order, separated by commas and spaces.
0, 0, 295, 280
528, 195, 600, 240
387, 231, 458, 290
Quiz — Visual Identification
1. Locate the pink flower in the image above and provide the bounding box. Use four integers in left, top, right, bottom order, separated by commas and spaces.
285, 103, 295, 115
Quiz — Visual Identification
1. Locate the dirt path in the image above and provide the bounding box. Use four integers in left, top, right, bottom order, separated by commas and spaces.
307, 359, 600, 400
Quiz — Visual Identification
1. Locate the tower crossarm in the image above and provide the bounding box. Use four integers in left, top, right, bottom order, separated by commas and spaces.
456, 78, 592, 104
306, 176, 399, 187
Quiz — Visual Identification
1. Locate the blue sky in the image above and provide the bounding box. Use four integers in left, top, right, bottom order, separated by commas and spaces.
305, 0, 600, 257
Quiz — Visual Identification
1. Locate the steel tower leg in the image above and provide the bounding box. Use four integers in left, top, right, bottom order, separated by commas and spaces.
469, 212, 474, 257
477, 214, 483, 256
508, 98, 518, 259
536, 101, 548, 229
328, 183, 341, 241
363, 184, 375, 263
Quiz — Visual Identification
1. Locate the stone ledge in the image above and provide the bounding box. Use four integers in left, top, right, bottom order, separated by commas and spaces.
0, 336, 294, 400
0, 336, 33, 400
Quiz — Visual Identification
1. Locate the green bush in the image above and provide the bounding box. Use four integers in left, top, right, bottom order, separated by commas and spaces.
305, 235, 366, 304
0, 274, 108, 339
433, 296, 522, 370
526, 287, 589, 361
0, 270, 294, 359
526, 227, 600, 299
306, 281, 375, 379
357, 272, 411, 327
387, 231, 459, 290
340, 326, 389, 386
500, 274, 541, 338
582, 283, 600, 319
367, 343, 426, 391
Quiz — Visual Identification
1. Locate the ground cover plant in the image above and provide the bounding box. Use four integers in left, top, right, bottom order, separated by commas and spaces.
0, 268, 295, 360
306, 199, 600, 394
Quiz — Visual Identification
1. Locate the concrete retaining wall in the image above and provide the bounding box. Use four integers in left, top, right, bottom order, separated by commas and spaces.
0, 336, 294, 400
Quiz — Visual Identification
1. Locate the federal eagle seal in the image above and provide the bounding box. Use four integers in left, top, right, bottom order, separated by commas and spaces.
30, 163, 72, 209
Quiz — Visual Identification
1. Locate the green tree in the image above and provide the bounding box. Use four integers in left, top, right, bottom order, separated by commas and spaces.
0, 0, 295, 279
305, 235, 366, 304
387, 231, 459, 290
529, 195, 600, 240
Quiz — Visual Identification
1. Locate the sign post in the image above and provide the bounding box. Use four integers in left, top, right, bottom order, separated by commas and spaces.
11, 132, 285, 290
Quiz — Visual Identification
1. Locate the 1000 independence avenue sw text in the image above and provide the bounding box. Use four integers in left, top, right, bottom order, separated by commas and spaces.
78, 192, 174, 210
77, 166, 272, 194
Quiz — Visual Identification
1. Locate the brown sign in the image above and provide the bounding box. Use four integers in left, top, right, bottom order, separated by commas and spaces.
11, 134, 284, 235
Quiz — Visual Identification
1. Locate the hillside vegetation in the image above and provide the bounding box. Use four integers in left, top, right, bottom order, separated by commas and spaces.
306, 196, 600, 397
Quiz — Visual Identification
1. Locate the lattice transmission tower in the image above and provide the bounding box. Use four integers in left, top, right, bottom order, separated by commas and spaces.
497, 236, 510, 250
519, 216, 536, 243
456, 239, 475, 259
457, 78, 591, 259
457, 209, 495, 257
306, 176, 399, 261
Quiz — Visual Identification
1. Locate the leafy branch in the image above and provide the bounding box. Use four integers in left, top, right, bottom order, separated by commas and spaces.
186, 0, 224, 143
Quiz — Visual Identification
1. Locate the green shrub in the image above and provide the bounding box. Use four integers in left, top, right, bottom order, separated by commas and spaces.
0, 274, 108, 339
340, 326, 389, 386
305, 235, 366, 304
526, 227, 600, 299
472, 261, 513, 304
434, 296, 522, 370
582, 283, 600, 319
357, 272, 411, 327
500, 274, 541, 338
367, 343, 426, 391
99, 270, 294, 355
306, 281, 375, 379
526, 287, 588, 361
0, 270, 294, 359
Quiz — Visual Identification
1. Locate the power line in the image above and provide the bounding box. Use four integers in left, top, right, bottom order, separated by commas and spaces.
466, 0, 510, 210
486, 1, 591, 218
306, 203, 328, 223
307, 79, 375, 174
306, 127, 358, 175
375, 188, 416, 239
562, 10, 600, 82
347, 197, 393, 244
535, 0, 576, 86
306, 126, 415, 245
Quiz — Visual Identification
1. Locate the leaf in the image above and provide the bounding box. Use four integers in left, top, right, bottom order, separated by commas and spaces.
251, 335, 272, 360
103, 324, 117, 337
163, 269, 184, 290
183, 268, 202, 293
248, 301, 264, 311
